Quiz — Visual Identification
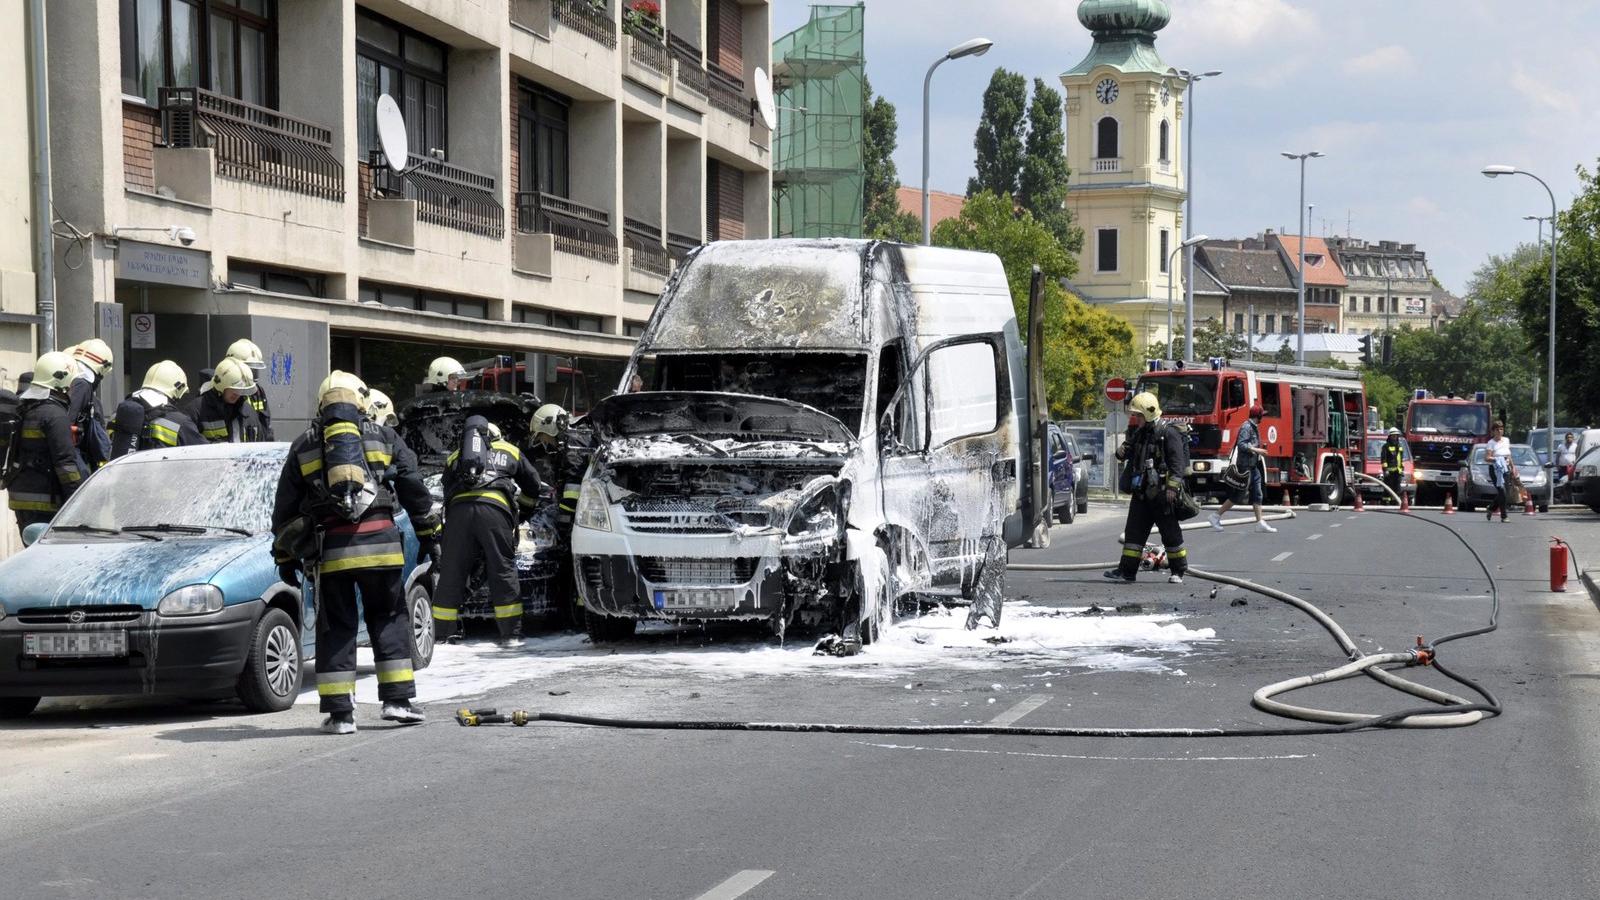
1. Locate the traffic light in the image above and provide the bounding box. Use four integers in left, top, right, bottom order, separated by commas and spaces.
1381, 334, 1393, 366
1359, 333, 1374, 365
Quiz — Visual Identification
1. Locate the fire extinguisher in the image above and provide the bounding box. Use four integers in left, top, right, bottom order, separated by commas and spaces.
1550, 538, 1571, 593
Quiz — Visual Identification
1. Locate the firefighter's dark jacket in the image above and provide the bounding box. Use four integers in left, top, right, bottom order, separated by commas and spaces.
529, 427, 593, 491
189, 388, 271, 443
270, 420, 439, 570
110, 394, 206, 459
8, 395, 87, 514
1380, 440, 1404, 474
1118, 420, 1190, 501
443, 438, 543, 516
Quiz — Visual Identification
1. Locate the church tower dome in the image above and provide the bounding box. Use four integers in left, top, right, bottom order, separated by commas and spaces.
1077, 0, 1172, 39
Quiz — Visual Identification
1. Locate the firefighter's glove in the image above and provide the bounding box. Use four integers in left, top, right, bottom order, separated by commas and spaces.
278, 562, 302, 588
419, 538, 441, 568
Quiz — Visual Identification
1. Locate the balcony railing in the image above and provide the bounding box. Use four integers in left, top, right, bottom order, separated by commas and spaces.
160, 86, 343, 200
667, 230, 700, 264
369, 151, 504, 239
628, 29, 668, 74
624, 218, 670, 277
552, 0, 617, 49
517, 191, 618, 263
1092, 157, 1121, 173
706, 63, 747, 118
667, 32, 708, 96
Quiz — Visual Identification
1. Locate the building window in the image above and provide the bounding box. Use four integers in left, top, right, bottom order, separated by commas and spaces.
1096, 228, 1118, 273
1266, 314, 1276, 333
361, 281, 486, 318
518, 82, 571, 197
1095, 117, 1118, 159
1158, 119, 1170, 162
625, 320, 648, 338
120, 0, 277, 106
514, 307, 605, 332
1234, 313, 1244, 333
357, 9, 447, 161
1251, 314, 1260, 334
230, 261, 324, 297
1348, 296, 1356, 311
1158, 229, 1170, 273
1364, 296, 1372, 313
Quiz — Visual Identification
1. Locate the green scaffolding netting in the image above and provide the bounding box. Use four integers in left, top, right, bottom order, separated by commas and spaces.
771, 4, 864, 239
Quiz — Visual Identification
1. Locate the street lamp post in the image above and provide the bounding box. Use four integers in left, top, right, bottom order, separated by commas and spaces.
1484, 164, 1559, 510
1165, 233, 1210, 360
1282, 151, 1325, 364
922, 37, 993, 246
1524, 214, 1551, 249
1171, 68, 1222, 361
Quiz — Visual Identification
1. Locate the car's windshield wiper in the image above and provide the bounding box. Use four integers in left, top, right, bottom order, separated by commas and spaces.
125, 522, 255, 537
675, 434, 730, 457
50, 524, 159, 541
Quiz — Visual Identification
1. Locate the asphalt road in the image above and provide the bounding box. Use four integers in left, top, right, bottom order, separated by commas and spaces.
4, 503, 1600, 899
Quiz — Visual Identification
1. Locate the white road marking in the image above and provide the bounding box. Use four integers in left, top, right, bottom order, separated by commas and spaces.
1346, 515, 1358, 520
1306, 533, 1322, 541
1271, 551, 1294, 563
1330, 523, 1342, 528
855, 741, 1312, 763
695, 870, 775, 900
989, 694, 1051, 726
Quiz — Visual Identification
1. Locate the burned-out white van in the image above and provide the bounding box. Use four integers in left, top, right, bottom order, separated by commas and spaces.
570, 239, 1048, 646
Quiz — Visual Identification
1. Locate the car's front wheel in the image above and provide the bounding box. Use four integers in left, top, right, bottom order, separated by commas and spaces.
237, 607, 301, 713
0, 696, 41, 719
407, 579, 435, 670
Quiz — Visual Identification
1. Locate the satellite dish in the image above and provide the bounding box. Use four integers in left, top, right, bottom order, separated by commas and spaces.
375, 94, 410, 173
752, 67, 778, 131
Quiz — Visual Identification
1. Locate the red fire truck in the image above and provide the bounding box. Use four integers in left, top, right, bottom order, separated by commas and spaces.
1134, 359, 1367, 505
1403, 390, 1492, 503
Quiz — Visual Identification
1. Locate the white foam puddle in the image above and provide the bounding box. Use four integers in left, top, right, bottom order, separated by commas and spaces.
296, 602, 1217, 705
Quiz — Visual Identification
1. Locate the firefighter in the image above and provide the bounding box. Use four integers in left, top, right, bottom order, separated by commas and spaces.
1380, 427, 1406, 505
224, 338, 274, 439
193, 358, 268, 443
1106, 391, 1191, 585
528, 403, 593, 621
270, 371, 441, 734
8, 352, 88, 536
365, 389, 398, 427
66, 338, 115, 469
109, 361, 205, 458
421, 356, 467, 394
433, 417, 543, 649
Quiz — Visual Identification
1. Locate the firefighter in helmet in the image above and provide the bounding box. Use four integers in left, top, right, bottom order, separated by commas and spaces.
8, 352, 88, 537
433, 417, 544, 649
1381, 427, 1406, 505
528, 403, 594, 619
365, 389, 398, 427
224, 338, 274, 439
1107, 391, 1191, 584
66, 338, 115, 469
109, 360, 205, 458
270, 370, 440, 734
192, 358, 269, 443
422, 356, 467, 394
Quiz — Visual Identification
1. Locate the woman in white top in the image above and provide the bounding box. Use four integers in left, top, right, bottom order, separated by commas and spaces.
1486, 421, 1513, 522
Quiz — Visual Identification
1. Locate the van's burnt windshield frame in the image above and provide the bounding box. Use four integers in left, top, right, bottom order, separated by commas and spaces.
650, 351, 870, 436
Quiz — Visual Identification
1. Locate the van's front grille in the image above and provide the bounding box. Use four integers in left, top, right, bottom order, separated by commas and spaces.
636, 557, 759, 585
620, 498, 771, 534
16, 605, 145, 624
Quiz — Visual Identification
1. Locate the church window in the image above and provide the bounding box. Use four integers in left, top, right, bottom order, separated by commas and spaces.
1096, 228, 1118, 272
1095, 116, 1118, 159
1159, 119, 1170, 162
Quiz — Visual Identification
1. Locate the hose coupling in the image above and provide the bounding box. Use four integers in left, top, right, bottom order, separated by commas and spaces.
1411, 636, 1435, 667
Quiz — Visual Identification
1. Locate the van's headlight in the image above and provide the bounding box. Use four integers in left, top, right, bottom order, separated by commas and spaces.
788, 485, 844, 538
575, 479, 612, 533
157, 585, 224, 616
1192, 461, 1212, 473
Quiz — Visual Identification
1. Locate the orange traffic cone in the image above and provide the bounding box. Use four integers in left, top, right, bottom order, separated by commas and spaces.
1282, 486, 1293, 508
1442, 492, 1455, 515
1353, 489, 1365, 512
1524, 490, 1537, 516
1400, 488, 1411, 512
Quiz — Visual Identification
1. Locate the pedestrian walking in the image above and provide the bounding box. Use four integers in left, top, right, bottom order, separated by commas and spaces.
1209, 403, 1276, 533
270, 371, 441, 734
1486, 421, 1513, 522
1379, 427, 1406, 506
7, 353, 87, 537
1558, 432, 1578, 495
1105, 391, 1191, 585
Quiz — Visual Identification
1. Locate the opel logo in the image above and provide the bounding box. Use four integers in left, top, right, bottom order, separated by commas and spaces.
68, 610, 86, 624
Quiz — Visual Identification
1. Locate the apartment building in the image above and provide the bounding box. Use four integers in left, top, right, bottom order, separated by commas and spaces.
3, 2, 43, 561
1325, 237, 1435, 336
45, 0, 772, 434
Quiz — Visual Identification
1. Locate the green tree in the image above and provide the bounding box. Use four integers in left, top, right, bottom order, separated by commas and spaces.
1466, 243, 1545, 318
967, 69, 1028, 199
862, 76, 921, 241
1372, 306, 1541, 431
1017, 78, 1080, 253
1271, 338, 1296, 364
1147, 318, 1247, 362
1361, 369, 1408, 429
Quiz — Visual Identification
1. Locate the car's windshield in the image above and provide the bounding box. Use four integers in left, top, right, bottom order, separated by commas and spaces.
1366, 438, 1412, 460
1408, 403, 1489, 436
1472, 445, 1538, 467
1136, 375, 1217, 416
52, 455, 281, 535
652, 352, 868, 435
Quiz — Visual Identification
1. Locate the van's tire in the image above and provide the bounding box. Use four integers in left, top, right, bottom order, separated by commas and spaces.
584, 609, 637, 642
237, 608, 301, 714
406, 579, 435, 671
0, 697, 41, 719
1076, 490, 1089, 516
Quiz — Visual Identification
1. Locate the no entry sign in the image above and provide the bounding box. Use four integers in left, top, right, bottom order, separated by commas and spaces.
1105, 377, 1130, 403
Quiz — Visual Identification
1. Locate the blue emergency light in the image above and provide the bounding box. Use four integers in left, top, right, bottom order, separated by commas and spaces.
1147, 359, 1164, 372
1414, 389, 1428, 400
1208, 357, 1225, 371
1474, 391, 1487, 402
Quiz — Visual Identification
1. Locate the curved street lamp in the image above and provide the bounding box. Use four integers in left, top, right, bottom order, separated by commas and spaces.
1167, 233, 1209, 360
1170, 68, 1222, 360
922, 37, 994, 245
1282, 150, 1325, 364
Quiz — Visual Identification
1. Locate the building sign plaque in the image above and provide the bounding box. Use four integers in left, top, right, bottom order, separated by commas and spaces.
115, 239, 210, 289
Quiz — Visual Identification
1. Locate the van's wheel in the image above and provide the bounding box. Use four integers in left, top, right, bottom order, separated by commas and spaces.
584, 609, 637, 642
0, 697, 41, 719
1321, 463, 1346, 506
236, 608, 301, 714
406, 580, 435, 670
1076, 490, 1089, 516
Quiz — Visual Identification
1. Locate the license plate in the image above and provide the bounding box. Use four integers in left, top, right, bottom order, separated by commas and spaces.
653, 589, 736, 610
24, 632, 129, 658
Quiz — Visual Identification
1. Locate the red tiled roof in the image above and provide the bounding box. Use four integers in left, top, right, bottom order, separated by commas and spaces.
1274, 235, 1349, 287
897, 186, 965, 232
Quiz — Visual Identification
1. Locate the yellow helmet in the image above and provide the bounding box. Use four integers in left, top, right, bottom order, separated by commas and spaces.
211, 358, 258, 396
32, 351, 76, 392
142, 360, 189, 400
365, 388, 397, 426
72, 338, 114, 377
1128, 391, 1162, 421
317, 370, 368, 411
425, 356, 467, 387
225, 338, 267, 373
530, 403, 568, 440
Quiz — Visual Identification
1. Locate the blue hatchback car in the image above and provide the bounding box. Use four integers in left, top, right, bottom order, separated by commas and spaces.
0, 443, 434, 719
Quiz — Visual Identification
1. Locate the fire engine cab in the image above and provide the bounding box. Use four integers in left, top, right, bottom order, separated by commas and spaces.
1403, 389, 1492, 502
1134, 359, 1367, 505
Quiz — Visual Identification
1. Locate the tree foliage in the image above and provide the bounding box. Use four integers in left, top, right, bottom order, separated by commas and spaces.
1369, 305, 1541, 431
967, 69, 1029, 199
1017, 79, 1080, 253
1146, 318, 1248, 363
862, 76, 921, 242
1361, 369, 1408, 430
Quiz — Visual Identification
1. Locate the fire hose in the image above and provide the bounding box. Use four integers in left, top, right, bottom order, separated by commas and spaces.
465, 472, 1499, 737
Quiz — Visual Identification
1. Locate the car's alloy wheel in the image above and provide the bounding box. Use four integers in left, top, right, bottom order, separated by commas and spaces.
237, 608, 301, 713
408, 581, 435, 670
263, 621, 300, 698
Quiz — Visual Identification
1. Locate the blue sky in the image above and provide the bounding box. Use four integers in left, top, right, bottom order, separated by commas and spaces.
770, 0, 1600, 293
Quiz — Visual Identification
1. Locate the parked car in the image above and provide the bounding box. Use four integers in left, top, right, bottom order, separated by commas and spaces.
1526, 426, 1587, 466
1570, 445, 1600, 512
1359, 432, 1415, 501
0, 443, 435, 719
1055, 426, 1092, 516
1456, 442, 1549, 513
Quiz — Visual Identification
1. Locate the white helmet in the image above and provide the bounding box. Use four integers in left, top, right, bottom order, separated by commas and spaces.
32, 351, 76, 392
425, 356, 467, 388
487, 422, 503, 441
1128, 391, 1162, 421
530, 403, 568, 440
1387, 427, 1401, 437
72, 338, 114, 377
317, 370, 368, 411
211, 358, 258, 396
365, 388, 397, 426
225, 338, 267, 373
142, 360, 189, 400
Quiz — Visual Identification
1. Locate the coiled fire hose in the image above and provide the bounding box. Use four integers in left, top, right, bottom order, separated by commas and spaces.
491, 472, 1499, 738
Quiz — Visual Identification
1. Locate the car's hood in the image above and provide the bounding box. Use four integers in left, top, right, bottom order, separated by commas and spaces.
586, 391, 854, 444
0, 535, 264, 610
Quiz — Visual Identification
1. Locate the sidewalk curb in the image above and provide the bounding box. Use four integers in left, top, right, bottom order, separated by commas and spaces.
1581, 569, 1600, 613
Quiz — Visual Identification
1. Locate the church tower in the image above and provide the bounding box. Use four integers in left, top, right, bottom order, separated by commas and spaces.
1060, 0, 1187, 348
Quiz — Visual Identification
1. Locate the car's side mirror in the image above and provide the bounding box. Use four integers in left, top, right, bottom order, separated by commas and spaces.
1083, 453, 1097, 464
21, 522, 47, 547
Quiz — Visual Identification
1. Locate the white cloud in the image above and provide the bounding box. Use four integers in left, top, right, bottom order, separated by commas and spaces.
1509, 65, 1581, 115
1342, 45, 1415, 77
1404, 196, 1444, 220
1171, 0, 1316, 49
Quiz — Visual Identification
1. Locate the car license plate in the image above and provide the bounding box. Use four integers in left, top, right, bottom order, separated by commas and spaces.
23, 632, 128, 658
653, 589, 735, 610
